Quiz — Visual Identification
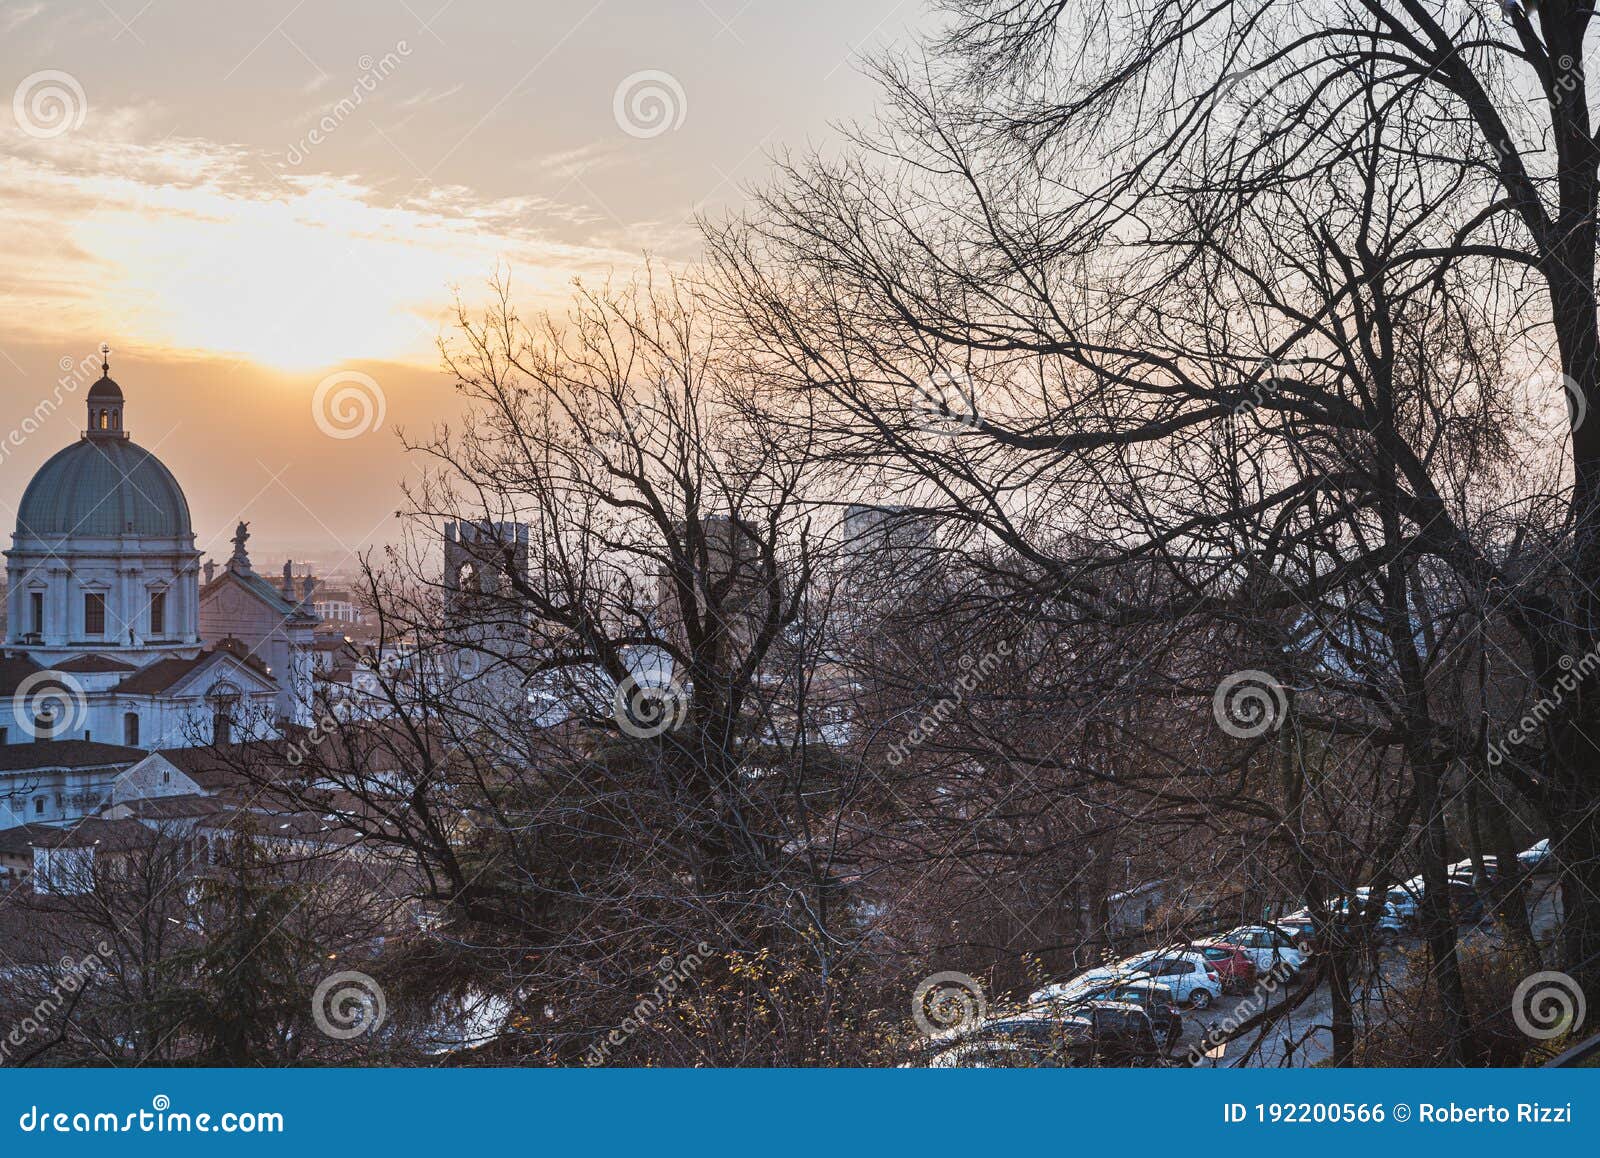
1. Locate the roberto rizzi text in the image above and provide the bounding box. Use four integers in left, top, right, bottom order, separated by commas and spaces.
1418, 1104, 1572, 1124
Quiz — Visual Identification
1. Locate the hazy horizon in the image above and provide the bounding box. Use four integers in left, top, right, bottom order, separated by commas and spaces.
0, 0, 922, 567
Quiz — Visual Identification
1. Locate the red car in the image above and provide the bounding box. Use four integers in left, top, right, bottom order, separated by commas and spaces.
1196, 943, 1257, 994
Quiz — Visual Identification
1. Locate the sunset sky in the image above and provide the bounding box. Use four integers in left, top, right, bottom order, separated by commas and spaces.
0, 0, 919, 569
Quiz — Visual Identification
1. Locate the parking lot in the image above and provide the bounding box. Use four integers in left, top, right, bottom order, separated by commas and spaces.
1182, 873, 1564, 1067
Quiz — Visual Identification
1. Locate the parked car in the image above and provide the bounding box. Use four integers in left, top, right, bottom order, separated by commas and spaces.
1036, 979, 1183, 1045
1448, 855, 1502, 886
1393, 875, 1487, 925
1268, 913, 1320, 954
1353, 884, 1420, 925
1039, 950, 1222, 1009
1133, 952, 1224, 1009
1212, 926, 1308, 976
924, 1037, 1056, 1068
1195, 943, 1258, 993
1070, 1002, 1163, 1065
1327, 898, 1406, 943
920, 1005, 1161, 1067
1519, 838, 1552, 872
1029, 966, 1150, 1006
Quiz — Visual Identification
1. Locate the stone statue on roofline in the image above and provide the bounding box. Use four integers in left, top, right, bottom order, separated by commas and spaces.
230, 521, 251, 570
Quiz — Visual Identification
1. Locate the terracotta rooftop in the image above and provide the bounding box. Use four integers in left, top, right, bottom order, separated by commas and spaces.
114, 638, 272, 695
53, 654, 138, 674
0, 741, 144, 773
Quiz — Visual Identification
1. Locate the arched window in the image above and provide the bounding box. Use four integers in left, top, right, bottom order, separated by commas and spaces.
123, 712, 140, 747
207, 682, 241, 746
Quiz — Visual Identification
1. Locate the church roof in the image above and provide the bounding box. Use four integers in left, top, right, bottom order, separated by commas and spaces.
16, 436, 193, 539
106, 793, 223, 820
0, 740, 145, 773
0, 654, 44, 696
27, 816, 156, 851
113, 641, 273, 695
204, 566, 320, 622
53, 654, 138, 674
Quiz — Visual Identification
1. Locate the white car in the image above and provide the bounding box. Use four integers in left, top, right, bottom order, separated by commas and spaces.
1132, 952, 1224, 1008
1033, 951, 1222, 1010
1447, 855, 1502, 885
1211, 926, 1306, 976
1519, 838, 1551, 871
1029, 967, 1149, 1006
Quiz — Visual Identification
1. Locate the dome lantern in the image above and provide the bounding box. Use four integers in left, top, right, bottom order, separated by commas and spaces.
86, 342, 126, 439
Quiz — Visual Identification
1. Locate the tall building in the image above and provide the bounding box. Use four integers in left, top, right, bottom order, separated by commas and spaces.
441, 520, 530, 711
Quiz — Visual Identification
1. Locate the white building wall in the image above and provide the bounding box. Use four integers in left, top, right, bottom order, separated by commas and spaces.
6, 533, 200, 664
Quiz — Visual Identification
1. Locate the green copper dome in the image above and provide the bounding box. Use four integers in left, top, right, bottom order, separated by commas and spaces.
16, 437, 193, 539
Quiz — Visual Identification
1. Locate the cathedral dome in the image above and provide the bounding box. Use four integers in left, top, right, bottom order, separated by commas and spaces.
16, 437, 193, 539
